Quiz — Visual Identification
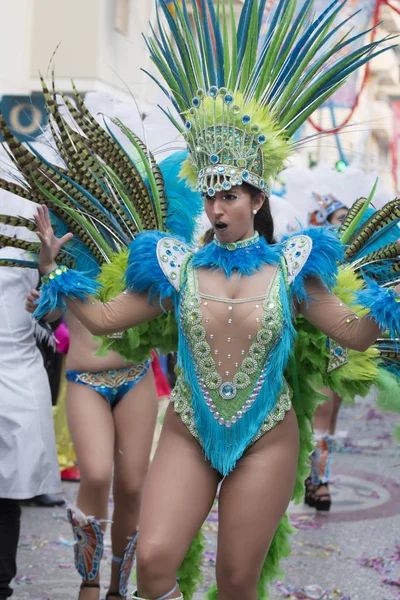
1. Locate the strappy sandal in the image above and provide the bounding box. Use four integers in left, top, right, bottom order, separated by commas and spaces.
79, 582, 100, 599
312, 482, 331, 512
304, 476, 316, 507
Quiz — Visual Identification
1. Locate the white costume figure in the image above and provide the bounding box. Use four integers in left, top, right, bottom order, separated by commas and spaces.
0, 192, 61, 499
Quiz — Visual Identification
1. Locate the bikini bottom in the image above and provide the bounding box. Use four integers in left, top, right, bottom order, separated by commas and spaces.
66, 361, 151, 409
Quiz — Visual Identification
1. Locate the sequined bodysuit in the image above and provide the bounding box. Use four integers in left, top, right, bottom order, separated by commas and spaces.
172, 259, 292, 445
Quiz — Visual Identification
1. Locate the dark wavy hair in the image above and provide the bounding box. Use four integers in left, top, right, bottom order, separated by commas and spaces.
202, 182, 275, 245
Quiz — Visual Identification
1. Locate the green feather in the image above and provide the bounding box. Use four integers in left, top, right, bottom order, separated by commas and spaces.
341, 178, 378, 245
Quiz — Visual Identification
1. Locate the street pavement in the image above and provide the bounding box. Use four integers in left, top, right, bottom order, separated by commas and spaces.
13, 395, 400, 600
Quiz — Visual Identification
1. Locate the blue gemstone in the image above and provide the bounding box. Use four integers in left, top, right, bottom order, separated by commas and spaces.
242, 114, 251, 125
296, 251, 301, 257
166, 249, 172, 256
258, 134, 266, 144
223, 181, 231, 190
185, 121, 192, 130
208, 187, 215, 196
224, 94, 234, 104
217, 166, 225, 173
242, 171, 249, 179
170, 261, 176, 268
335, 347, 343, 356
208, 86, 218, 97
173, 246, 179, 251
260, 179, 265, 188
210, 154, 219, 164
221, 383, 235, 399
192, 97, 200, 107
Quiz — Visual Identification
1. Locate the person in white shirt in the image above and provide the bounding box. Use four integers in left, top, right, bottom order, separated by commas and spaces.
0, 192, 62, 599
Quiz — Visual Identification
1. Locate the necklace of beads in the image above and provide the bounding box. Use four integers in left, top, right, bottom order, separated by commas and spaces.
213, 231, 259, 252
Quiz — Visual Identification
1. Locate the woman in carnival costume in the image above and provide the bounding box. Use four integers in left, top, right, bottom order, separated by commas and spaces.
0, 86, 201, 600
3, 0, 400, 598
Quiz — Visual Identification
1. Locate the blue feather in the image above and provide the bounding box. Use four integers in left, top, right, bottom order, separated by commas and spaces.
237, 0, 258, 70
193, 235, 281, 277
0, 258, 38, 268
159, 151, 203, 244
278, 0, 345, 77
271, 0, 346, 104
257, 0, 268, 36
268, 3, 353, 104
355, 279, 400, 343
205, 0, 225, 87
151, 11, 192, 106
141, 68, 182, 117
125, 230, 188, 305
189, 0, 212, 89
34, 268, 101, 321
199, 0, 218, 87
314, 43, 397, 101
282, 226, 344, 303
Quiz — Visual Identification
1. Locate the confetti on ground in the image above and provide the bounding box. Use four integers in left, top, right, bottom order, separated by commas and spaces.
359, 544, 400, 593
275, 582, 350, 599
290, 516, 325, 530
202, 552, 216, 566
292, 541, 341, 558
14, 575, 36, 584
51, 512, 69, 523
58, 535, 75, 547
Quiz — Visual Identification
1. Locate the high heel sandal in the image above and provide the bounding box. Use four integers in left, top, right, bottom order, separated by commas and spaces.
312, 482, 331, 512
304, 476, 316, 507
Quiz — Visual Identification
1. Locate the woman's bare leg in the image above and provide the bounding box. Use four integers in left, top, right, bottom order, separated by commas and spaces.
216, 409, 299, 599
136, 405, 221, 598
108, 370, 158, 595
67, 381, 115, 598
313, 387, 334, 433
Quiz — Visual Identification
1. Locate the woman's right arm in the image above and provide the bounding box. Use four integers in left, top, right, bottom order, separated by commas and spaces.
64, 290, 167, 336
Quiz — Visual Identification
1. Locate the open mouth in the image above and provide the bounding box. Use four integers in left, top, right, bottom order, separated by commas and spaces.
214, 221, 228, 232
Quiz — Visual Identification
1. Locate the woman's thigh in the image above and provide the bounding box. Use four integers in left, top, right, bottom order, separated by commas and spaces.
66, 381, 115, 483
137, 404, 220, 570
216, 409, 299, 583
112, 369, 158, 493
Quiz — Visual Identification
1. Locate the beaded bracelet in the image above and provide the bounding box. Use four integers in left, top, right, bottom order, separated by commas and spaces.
42, 265, 68, 283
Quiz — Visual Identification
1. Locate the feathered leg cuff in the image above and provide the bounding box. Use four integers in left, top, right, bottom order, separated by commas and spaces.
33, 266, 101, 320
355, 279, 400, 340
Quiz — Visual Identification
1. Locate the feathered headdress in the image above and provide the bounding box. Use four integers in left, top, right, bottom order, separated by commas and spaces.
144, 0, 396, 197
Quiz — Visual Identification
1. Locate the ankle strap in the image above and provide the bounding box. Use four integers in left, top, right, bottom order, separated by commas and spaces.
158, 584, 178, 600
112, 554, 123, 564
131, 583, 180, 600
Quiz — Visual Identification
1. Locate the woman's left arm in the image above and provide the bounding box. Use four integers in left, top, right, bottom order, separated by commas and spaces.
299, 277, 400, 352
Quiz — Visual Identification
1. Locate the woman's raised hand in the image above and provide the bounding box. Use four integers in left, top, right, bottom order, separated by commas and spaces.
34, 205, 73, 274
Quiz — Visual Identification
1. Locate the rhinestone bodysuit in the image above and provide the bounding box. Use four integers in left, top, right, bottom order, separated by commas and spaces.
171, 257, 292, 445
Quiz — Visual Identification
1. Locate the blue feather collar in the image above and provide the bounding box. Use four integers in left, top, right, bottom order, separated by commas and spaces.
192, 233, 281, 277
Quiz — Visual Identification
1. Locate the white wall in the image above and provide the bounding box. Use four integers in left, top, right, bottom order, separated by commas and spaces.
0, 0, 34, 95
